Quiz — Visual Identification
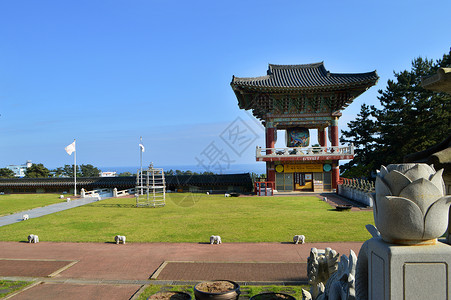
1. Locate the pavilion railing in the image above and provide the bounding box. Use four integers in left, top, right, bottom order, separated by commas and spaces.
256, 144, 354, 158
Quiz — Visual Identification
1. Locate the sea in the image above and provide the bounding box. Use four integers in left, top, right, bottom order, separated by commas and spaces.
100, 163, 266, 175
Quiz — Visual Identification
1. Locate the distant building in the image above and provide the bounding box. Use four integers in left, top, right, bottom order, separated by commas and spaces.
6, 160, 32, 177
100, 171, 117, 177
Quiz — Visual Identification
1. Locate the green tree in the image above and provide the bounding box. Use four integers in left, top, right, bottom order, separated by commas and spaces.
0, 168, 15, 178
79, 164, 101, 177
61, 164, 81, 177
341, 50, 451, 178
340, 104, 379, 178
52, 167, 64, 177
118, 172, 133, 177
24, 163, 50, 178
376, 52, 451, 164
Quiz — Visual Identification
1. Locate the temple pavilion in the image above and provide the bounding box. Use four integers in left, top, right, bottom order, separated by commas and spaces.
231, 62, 378, 192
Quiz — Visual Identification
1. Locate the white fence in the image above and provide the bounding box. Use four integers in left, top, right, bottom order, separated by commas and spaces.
337, 178, 375, 207
114, 188, 136, 197
81, 188, 136, 198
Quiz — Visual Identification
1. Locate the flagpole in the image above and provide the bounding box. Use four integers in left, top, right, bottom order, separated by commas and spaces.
140, 136, 143, 195
74, 139, 77, 196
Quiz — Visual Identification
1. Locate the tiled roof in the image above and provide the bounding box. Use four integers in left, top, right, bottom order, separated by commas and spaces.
0, 174, 253, 189
231, 62, 378, 91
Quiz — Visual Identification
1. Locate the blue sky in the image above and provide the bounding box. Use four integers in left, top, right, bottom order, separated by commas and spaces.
0, 0, 450, 172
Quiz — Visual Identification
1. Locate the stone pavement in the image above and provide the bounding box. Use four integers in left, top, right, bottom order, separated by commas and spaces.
0, 241, 364, 299
0, 196, 107, 227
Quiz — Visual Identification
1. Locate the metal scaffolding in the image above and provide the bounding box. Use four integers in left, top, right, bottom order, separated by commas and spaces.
135, 164, 166, 207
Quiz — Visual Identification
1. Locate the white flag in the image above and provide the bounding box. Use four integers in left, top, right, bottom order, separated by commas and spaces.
139, 143, 145, 152
65, 141, 76, 155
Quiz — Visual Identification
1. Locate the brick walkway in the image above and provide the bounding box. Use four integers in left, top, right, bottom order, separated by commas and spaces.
0, 241, 363, 299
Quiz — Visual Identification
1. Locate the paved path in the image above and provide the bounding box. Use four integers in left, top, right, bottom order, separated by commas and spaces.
0, 241, 364, 299
0, 196, 108, 227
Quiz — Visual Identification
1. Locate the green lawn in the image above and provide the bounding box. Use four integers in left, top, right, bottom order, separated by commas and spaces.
0, 280, 30, 298
0, 193, 66, 216
0, 193, 374, 243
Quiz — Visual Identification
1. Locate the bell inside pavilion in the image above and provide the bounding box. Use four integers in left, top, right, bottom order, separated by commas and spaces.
231, 62, 378, 192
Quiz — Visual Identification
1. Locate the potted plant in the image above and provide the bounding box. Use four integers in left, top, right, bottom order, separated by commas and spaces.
148, 291, 191, 300
250, 292, 296, 300
194, 280, 240, 300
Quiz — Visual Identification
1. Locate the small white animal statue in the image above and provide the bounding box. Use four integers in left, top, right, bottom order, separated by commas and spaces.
210, 235, 222, 244
224, 193, 230, 197
22, 214, 29, 221
28, 234, 39, 243
66, 198, 71, 202
59, 195, 64, 199
114, 235, 126, 244
293, 235, 305, 244
323, 197, 328, 202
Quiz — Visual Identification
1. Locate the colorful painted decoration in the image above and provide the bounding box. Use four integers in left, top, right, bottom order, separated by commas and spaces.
275, 165, 284, 173
286, 128, 310, 147
323, 164, 332, 172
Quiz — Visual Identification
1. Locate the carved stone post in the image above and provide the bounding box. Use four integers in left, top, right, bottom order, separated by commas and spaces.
356, 163, 451, 300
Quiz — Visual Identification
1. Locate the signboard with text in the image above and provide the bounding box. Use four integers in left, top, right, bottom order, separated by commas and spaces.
284, 164, 323, 173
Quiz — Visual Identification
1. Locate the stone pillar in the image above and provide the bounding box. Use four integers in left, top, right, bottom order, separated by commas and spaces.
366, 237, 451, 299
356, 164, 451, 300
113, 188, 118, 197
318, 128, 327, 147
447, 206, 451, 244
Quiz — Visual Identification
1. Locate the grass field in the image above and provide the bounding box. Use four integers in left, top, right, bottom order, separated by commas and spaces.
0, 280, 30, 298
0, 193, 374, 243
0, 193, 66, 216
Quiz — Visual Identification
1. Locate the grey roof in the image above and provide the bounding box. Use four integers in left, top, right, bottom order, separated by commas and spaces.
231, 62, 378, 91
422, 67, 451, 95
0, 174, 254, 189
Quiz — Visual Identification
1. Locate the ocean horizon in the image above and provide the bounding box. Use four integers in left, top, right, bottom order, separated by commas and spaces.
100, 163, 266, 175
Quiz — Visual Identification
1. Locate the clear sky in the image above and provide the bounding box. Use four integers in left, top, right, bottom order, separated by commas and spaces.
0, 0, 450, 172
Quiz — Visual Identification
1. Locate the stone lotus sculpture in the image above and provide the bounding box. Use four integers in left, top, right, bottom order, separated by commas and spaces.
374, 163, 451, 245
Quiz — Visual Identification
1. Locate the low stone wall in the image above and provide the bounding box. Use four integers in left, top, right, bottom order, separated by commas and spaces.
337, 178, 374, 207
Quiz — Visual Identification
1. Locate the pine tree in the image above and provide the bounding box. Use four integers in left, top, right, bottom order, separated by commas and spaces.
24, 163, 50, 178
340, 104, 379, 178
341, 50, 451, 178
377, 52, 451, 164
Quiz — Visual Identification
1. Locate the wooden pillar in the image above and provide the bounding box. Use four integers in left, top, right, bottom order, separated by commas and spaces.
266, 127, 276, 152
265, 126, 276, 183
330, 118, 340, 190
318, 128, 327, 147
330, 118, 339, 147
332, 162, 340, 190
